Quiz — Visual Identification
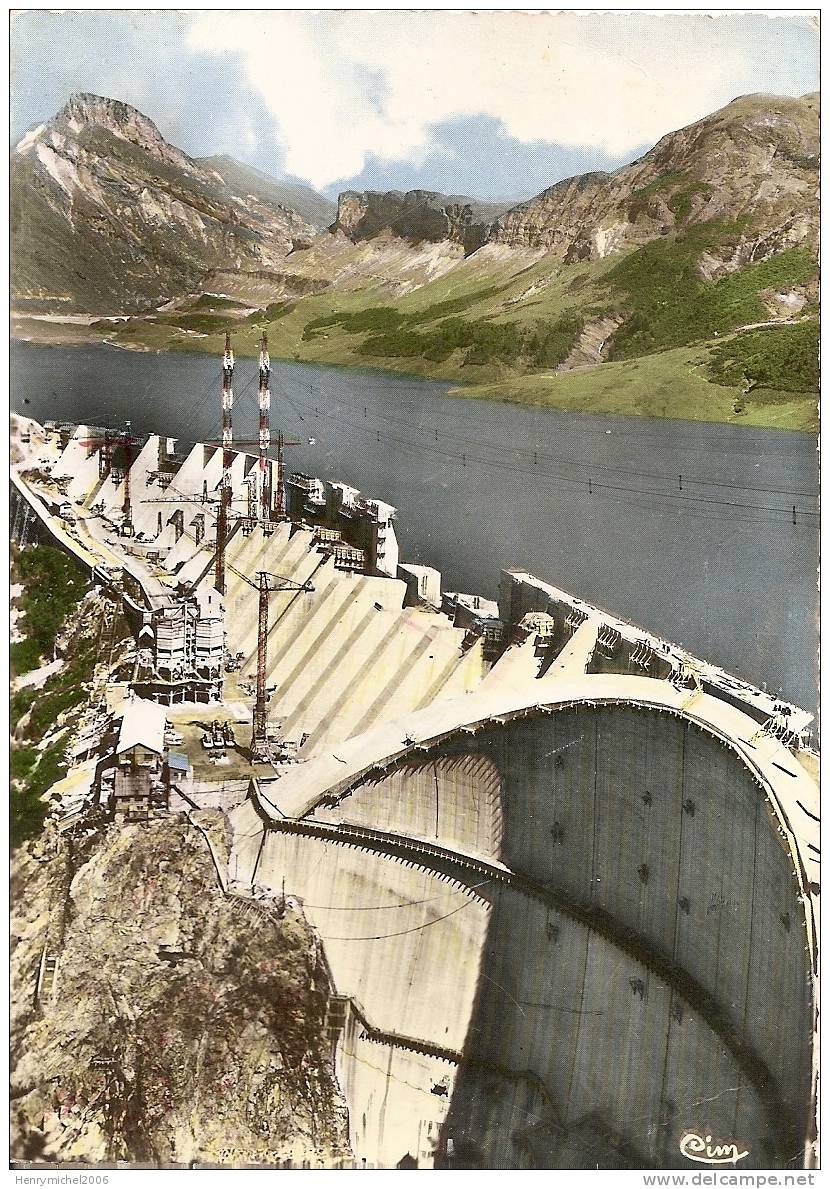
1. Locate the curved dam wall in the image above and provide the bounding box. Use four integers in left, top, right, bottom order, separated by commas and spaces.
444, 704, 813, 1166
229, 800, 488, 1167
230, 701, 814, 1170
316, 754, 504, 860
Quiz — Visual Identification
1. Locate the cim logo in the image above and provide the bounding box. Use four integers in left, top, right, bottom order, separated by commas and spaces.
679, 1131, 749, 1166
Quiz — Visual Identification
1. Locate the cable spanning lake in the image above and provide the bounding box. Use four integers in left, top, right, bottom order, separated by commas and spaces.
11, 341, 818, 714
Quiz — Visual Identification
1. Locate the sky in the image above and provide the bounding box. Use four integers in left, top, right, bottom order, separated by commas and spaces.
10, 10, 819, 203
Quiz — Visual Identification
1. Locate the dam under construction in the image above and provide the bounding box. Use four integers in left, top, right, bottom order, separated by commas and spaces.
9, 335, 819, 1171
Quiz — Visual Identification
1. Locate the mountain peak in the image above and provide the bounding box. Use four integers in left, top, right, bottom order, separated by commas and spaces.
55, 92, 196, 172
11, 92, 319, 313
62, 93, 156, 139
63, 92, 149, 126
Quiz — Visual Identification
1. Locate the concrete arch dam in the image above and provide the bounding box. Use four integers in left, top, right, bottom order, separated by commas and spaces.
228, 696, 816, 1171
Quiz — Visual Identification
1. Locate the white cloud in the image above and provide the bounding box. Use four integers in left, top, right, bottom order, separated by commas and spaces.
188, 11, 817, 189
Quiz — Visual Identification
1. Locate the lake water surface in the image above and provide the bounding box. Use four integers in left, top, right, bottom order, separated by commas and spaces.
11, 341, 819, 713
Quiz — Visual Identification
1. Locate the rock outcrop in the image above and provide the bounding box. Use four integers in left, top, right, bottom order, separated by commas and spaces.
333, 189, 511, 255
557, 313, 626, 372
11, 816, 349, 1166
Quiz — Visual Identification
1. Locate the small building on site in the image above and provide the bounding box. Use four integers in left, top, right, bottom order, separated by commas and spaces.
133, 588, 225, 704
285, 472, 326, 519
398, 563, 442, 610
285, 473, 400, 577
442, 591, 505, 662
98, 698, 170, 821
165, 751, 192, 798
442, 590, 500, 627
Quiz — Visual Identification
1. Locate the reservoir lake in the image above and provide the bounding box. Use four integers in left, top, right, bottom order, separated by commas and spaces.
11, 340, 819, 714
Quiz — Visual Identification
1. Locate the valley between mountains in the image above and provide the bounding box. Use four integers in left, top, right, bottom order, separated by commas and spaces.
11, 91, 819, 430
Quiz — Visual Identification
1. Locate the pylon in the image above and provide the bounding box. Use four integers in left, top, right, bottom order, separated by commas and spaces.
258, 333, 271, 520
215, 332, 234, 594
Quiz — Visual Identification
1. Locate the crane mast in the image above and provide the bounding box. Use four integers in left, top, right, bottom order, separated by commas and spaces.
275, 430, 286, 519
249, 570, 314, 761
253, 572, 270, 755
78, 423, 141, 536
122, 419, 135, 535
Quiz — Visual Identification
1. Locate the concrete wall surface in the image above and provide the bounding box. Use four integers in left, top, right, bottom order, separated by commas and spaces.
247, 826, 491, 1048
229, 699, 814, 1170
440, 885, 775, 1170
334, 1018, 455, 1169
316, 754, 504, 861
211, 523, 485, 753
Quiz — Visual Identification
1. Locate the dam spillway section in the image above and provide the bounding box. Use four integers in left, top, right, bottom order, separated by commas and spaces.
10, 412, 819, 1170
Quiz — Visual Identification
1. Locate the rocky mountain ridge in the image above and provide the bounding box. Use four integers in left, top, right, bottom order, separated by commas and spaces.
333, 188, 513, 255
56, 93, 198, 173
11, 94, 321, 312
199, 154, 337, 230
487, 92, 818, 267
330, 93, 818, 272
10, 88, 820, 395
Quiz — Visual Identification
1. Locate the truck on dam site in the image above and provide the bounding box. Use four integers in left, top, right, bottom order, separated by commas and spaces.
9, 336, 819, 1171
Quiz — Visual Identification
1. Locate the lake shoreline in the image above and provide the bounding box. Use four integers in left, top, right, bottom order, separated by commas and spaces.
9, 330, 815, 435
10, 338, 818, 712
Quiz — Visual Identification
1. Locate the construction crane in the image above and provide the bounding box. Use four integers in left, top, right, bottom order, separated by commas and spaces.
141, 472, 286, 547
78, 421, 144, 536
142, 492, 248, 505
140, 487, 250, 545
192, 429, 301, 516
272, 429, 300, 520
233, 570, 315, 761
141, 483, 249, 506
141, 476, 287, 548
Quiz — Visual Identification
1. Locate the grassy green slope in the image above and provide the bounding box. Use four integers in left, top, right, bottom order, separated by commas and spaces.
11, 545, 90, 847
455, 342, 817, 431
78, 220, 818, 431
11, 545, 88, 675
604, 224, 816, 358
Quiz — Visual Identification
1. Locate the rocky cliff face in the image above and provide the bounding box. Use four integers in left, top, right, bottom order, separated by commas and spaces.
332, 94, 818, 273
11, 815, 350, 1166
334, 189, 511, 255
11, 94, 320, 312
59, 93, 199, 175
488, 93, 819, 267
